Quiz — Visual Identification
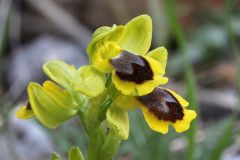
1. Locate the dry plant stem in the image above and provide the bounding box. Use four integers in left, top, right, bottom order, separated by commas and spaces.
226, 0, 240, 103
25, 0, 91, 49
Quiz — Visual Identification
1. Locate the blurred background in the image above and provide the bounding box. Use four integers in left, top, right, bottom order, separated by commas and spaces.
0, 0, 240, 160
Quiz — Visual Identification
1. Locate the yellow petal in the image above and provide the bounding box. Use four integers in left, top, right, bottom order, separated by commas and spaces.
87, 25, 124, 59
172, 109, 197, 133
28, 82, 77, 128
112, 71, 136, 95
91, 41, 121, 73
147, 47, 168, 72
16, 104, 34, 119
135, 76, 168, 96
141, 107, 170, 134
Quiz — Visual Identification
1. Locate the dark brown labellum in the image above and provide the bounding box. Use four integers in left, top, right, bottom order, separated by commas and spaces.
110, 51, 153, 84
138, 87, 184, 123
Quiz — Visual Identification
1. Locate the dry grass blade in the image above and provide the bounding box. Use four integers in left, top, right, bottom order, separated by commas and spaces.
25, 0, 91, 49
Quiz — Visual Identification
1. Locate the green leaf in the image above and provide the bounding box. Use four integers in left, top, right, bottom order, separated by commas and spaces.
43, 60, 76, 91
106, 104, 129, 140
118, 14, 152, 55
72, 65, 106, 97
68, 146, 84, 160
209, 115, 235, 160
51, 152, 61, 160
27, 81, 77, 128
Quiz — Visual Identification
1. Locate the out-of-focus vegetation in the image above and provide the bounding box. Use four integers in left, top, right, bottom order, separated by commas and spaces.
0, 0, 240, 160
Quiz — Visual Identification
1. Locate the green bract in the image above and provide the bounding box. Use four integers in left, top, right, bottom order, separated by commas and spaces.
51, 152, 60, 160
51, 146, 84, 160
106, 104, 129, 140
68, 146, 85, 160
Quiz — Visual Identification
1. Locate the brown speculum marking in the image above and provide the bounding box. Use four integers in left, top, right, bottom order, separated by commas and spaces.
26, 101, 32, 110
138, 87, 184, 123
110, 51, 153, 84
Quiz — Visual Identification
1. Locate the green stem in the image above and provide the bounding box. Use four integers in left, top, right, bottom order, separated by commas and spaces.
78, 111, 91, 137
78, 96, 121, 160
88, 127, 105, 160
76, 76, 123, 160
78, 111, 105, 160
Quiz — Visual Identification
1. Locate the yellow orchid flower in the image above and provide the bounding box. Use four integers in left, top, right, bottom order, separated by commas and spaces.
113, 87, 197, 134
88, 15, 168, 96
16, 60, 85, 128
16, 81, 78, 128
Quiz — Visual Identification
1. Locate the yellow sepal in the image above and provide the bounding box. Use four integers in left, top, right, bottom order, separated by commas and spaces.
72, 65, 106, 97
43, 60, 76, 91
147, 47, 168, 72
16, 105, 34, 119
27, 81, 77, 128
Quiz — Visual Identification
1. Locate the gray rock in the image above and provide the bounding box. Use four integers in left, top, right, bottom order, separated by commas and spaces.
0, 109, 55, 160
5, 35, 88, 98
